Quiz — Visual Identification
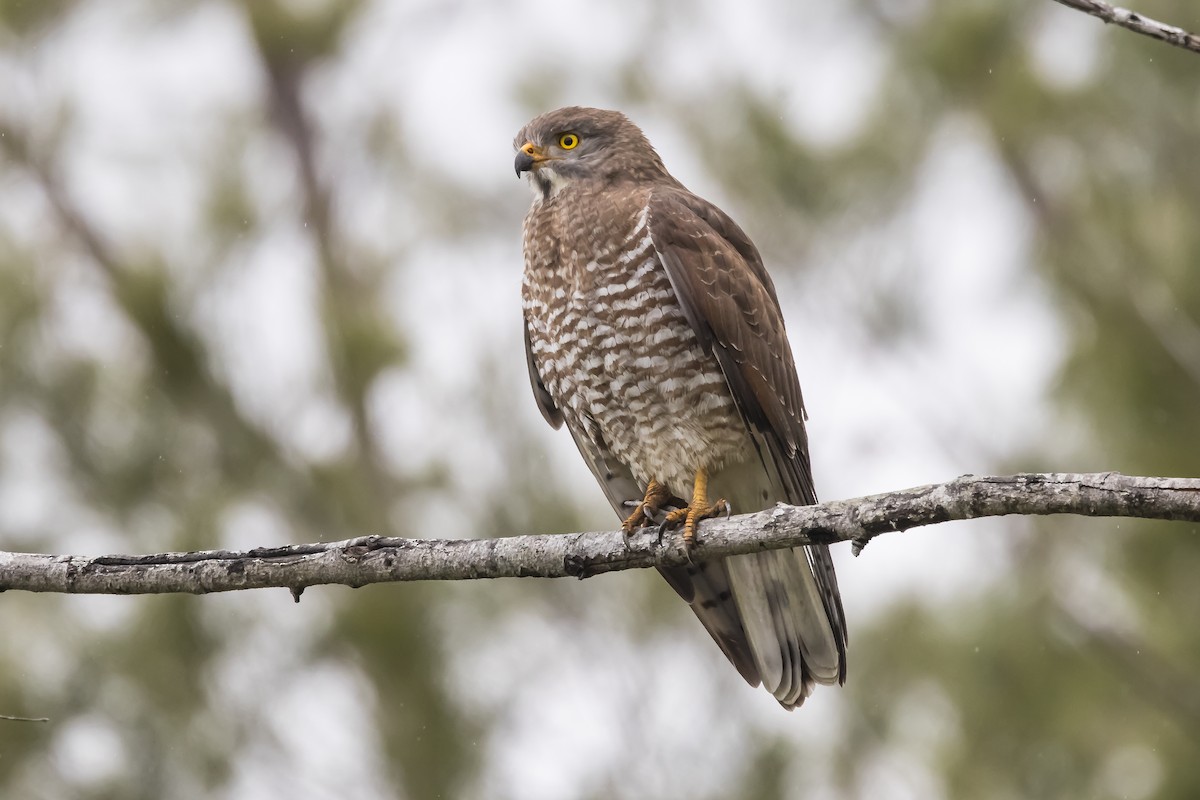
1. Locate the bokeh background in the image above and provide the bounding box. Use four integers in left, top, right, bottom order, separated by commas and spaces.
1, 0, 1198, 797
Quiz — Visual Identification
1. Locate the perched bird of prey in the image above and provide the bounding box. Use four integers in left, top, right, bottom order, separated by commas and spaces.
514, 107, 847, 708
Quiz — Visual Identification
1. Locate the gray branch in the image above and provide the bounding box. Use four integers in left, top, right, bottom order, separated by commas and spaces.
1052, 0, 1200, 55
0, 473, 1197, 598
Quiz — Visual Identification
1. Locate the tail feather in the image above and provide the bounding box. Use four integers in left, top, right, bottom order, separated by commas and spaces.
658, 560, 760, 686
726, 548, 839, 708
767, 550, 811, 706
724, 553, 784, 693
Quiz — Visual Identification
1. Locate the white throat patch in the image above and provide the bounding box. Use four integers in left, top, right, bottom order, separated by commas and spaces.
527, 165, 572, 201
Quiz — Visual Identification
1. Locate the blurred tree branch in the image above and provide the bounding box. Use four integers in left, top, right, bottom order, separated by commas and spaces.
1, 472, 1197, 596
1053, 0, 1200, 55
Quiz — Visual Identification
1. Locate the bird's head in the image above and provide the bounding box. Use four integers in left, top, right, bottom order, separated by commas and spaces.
513, 106, 670, 200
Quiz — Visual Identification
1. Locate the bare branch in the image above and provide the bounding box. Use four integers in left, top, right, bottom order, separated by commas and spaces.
1052, 0, 1200, 55
0, 473, 1197, 597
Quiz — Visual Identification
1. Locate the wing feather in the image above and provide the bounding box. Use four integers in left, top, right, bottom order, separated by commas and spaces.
647, 187, 849, 697
523, 314, 562, 429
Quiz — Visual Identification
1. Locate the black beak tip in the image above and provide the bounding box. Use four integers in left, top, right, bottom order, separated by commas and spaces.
514, 152, 535, 177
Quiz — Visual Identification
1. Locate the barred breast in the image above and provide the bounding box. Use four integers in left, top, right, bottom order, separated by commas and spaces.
522, 187, 750, 496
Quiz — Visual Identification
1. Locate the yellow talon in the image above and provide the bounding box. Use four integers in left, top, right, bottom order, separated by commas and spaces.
658, 468, 728, 548
683, 467, 728, 546
622, 479, 673, 535
624, 471, 728, 548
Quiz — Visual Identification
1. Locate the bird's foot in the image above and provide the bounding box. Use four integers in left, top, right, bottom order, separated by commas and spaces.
621, 480, 682, 547
661, 496, 730, 549
657, 467, 729, 551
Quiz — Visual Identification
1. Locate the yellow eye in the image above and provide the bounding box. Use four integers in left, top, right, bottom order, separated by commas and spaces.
558, 133, 580, 150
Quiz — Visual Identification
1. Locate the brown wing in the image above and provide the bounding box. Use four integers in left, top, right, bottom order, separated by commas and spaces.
647, 187, 848, 684
523, 314, 562, 429
648, 188, 812, 497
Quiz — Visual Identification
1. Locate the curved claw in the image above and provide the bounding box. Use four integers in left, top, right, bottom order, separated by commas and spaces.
624, 472, 728, 558
621, 480, 673, 537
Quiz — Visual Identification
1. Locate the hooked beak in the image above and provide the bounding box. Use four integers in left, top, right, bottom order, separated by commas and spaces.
515, 141, 548, 177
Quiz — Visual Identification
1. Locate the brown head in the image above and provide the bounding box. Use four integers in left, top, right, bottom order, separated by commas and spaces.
513, 107, 673, 199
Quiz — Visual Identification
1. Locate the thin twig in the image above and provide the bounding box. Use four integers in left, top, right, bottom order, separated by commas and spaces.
0, 473, 1196, 597
1052, 0, 1200, 55
0, 714, 49, 723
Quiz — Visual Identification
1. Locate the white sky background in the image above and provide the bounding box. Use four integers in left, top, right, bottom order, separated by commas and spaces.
0, 0, 1107, 796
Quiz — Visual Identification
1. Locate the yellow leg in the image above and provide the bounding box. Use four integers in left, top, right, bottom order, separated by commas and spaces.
662, 468, 730, 547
